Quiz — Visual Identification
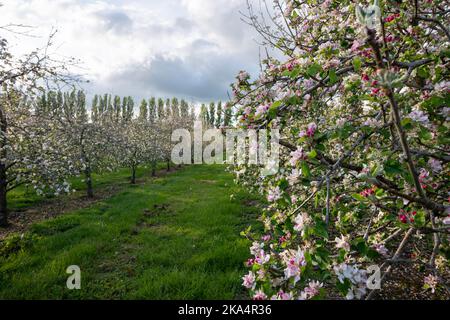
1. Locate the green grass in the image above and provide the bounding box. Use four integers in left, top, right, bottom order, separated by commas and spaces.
7, 163, 167, 211
0, 165, 261, 299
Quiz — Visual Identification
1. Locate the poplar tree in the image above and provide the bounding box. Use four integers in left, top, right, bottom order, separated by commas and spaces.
165, 98, 171, 118
62, 90, 76, 121
190, 104, 197, 121
139, 99, 148, 121
216, 101, 223, 128
121, 96, 128, 122
113, 95, 121, 123
125, 96, 134, 122
107, 94, 113, 121
223, 102, 233, 127
171, 97, 180, 118
200, 104, 208, 125
101, 94, 108, 121
157, 98, 165, 119
76, 90, 88, 123
57, 90, 64, 114
180, 99, 189, 119
91, 95, 99, 123
148, 97, 156, 123
47, 91, 58, 117
208, 102, 215, 127
36, 93, 48, 116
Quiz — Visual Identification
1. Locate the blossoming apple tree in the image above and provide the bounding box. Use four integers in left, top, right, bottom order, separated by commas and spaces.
233, 0, 449, 299
0, 27, 80, 226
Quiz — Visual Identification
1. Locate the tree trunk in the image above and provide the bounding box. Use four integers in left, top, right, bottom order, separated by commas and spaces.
151, 165, 156, 177
80, 129, 93, 198
0, 163, 7, 227
167, 160, 170, 172
85, 165, 94, 198
0, 106, 8, 227
131, 166, 136, 184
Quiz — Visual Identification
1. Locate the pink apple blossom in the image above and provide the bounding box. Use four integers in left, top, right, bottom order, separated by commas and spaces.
289, 148, 305, 166
281, 247, 306, 284
242, 271, 256, 289
424, 274, 438, 293
253, 289, 267, 300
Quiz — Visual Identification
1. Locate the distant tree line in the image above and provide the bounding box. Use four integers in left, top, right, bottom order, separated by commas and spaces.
199, 101, 234, 128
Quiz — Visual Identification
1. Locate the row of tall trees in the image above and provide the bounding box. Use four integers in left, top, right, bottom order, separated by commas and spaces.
0, 14, 230, 228
138, 97, 196, 122
0, 83, 198, 226
199, 101, 233, 128
36, 90, 197, 194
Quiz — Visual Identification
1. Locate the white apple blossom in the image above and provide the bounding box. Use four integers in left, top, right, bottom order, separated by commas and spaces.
408, 110, 430, 125
293, 212, 310, 234
334, 235, 350, 252
334, 263, 368, 300
428, 158, 443, 173
267, 186, 282, 202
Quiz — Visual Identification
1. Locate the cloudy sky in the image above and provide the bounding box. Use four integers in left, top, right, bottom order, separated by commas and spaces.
1, 0, 268, 104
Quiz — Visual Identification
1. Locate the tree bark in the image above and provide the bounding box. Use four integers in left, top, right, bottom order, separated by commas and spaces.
0, 106, 8, 227
167, 160, 170, 172
0, 163, 7, 227
151, 163, 156, 177
80, 128, 94, 198
131, 166, 136, 184
85, 165, 94, 198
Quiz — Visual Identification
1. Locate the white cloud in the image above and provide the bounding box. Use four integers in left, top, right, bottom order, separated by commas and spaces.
1, 0, 266, 103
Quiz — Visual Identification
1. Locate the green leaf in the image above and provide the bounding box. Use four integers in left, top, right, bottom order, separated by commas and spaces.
270, 100, 282, 109
338, 249, 347, 263
267, 101, 281, 119
328, 69, 338, 85
351, 237, 368, 255
413, 211, 426, 228
290, 67, 301, 79
301, 161, 311, 178
304, 251, 312, 264
352, 193, 366, 202
384, 160, 404, 175
419, 126, 432, 141
401, 170, 415, 186
313, 220, 329, 240
353, 57, 362, 71
422, 95, 448, 109
401, 117, 413, 130
307, 63, 322, 77
417, 66, 430, 79
336, 278, 351, 296
278, 178, 289, 190
308, 149, 318, 159
282, 70, 291, 77
366, 248, 380, 260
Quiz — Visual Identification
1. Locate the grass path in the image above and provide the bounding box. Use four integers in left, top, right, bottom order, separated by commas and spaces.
0, 165, 261, 299
2, 164, 169, 240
